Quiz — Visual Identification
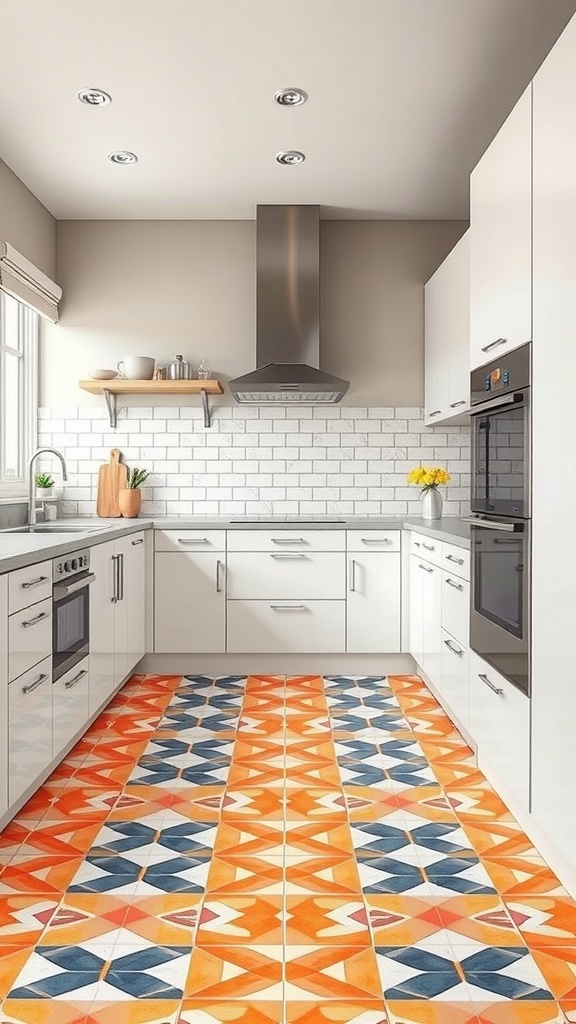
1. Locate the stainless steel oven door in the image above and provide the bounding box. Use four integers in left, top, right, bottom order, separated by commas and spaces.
470, 388, 531, 519
465, 518, 530, 696
52, 571, 95, 682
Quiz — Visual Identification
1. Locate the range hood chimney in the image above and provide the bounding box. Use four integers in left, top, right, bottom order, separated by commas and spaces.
228, 205, 349, 404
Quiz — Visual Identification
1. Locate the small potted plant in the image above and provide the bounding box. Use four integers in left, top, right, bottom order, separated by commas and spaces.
407, 465, 451, 520
118, 467, 149, 519
35, 472, 55, 500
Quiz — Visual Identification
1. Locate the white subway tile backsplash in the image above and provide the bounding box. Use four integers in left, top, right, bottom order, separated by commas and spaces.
40, 406, 470, 517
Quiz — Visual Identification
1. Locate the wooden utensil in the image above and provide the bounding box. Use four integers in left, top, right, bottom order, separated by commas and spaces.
96, 448, 127, 518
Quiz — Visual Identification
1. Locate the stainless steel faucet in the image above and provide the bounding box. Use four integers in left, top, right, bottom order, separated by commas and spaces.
28, 448, 68, 525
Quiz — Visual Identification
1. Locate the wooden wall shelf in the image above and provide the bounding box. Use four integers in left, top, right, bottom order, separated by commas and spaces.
79, 379, 224, 428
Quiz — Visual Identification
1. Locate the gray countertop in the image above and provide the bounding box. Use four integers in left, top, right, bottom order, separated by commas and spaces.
0, 514, 470, 574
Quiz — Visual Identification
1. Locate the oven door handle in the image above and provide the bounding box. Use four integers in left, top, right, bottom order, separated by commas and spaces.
471, 391, 524, 414
462, 518, 519, 533
53, 572, 96, 599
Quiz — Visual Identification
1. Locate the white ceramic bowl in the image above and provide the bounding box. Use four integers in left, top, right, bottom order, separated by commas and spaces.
88, 369, 118, 380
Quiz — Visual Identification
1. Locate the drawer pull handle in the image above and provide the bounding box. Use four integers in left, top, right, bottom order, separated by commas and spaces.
422, 542, 435, 552
270, 553, 307, 560
481, 337, 507, 353
445, 578, 464, 592
65, 668, 88, 690
418, 563, 434, 574
21, 611, 48, 629
132, 538, 144, 546
350, 559, 356, 592
429, 410, 442, 417
443, 638, 464, 658
361, 537, 392, 544
446, 553, 464, 565
177, 538, 209, 545
216, 559, 224, 593
479, 672, 504, 695
21, 672, 49, 695
413, 541, 421, 547
271, 538, 305, 544
270, 604, 307, 611
21, 576, 49, 590
449, 400, 467, 408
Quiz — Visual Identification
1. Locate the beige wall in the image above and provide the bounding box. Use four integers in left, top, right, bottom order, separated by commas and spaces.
0, 159, 56, 278
42, 218, 466, 407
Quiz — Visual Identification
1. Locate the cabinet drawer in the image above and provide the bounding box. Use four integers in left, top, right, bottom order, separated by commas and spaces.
410, 533, 442, 566
440, 629, 469, 733
442, 543, 470, 581
8, 655, 53, 807
9, 560, 52, 614
227, 600, 346, 653
227, 551, 345, 600
155, 529, 225, 552
441, 571, 470, 646
226, 530, 345, 552
8, 597, 52, 682
53, 657, 90, 758
346, 530, 401, 553
468, 650, 530, 809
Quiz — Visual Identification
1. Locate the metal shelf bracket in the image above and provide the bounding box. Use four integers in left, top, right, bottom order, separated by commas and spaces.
201, 388, 212, 428
103, 389, 118, 429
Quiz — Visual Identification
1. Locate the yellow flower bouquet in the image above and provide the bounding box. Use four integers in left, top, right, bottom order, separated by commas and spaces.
407, 466, 451, 493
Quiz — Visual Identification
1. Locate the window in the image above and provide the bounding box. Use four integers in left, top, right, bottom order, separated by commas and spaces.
0, 291, 38, 497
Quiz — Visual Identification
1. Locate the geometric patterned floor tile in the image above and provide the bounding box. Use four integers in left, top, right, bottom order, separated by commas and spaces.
385, 1004, 480, 1024
196, 896, 283, 944
205, 854, 284, 895
0, 947, 37, 1000
531, 946, 576, 1001
285, 1001, 388, 1023
86, 819, 218, 859
284, 856, 362, 896
473, 1003, 566, 1024
67, 852, 211, 895
284, 945, 383, 1000
0, 856, 85, 896
0, 896, 59, 946
183, 944, 284, 999
505, 896, 576, 948
0, 1000, 97, 1024
285, 896, 371, 945
179, 1003, 284, 1024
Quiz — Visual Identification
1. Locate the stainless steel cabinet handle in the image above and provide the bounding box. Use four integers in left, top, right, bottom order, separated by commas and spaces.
361, 537, 392, 544
271, 538, 305, 545
54, 572, 96, 599
21, 575, 49, 590
481, 337, 507, 353
65, 668, 88, 690
429, 410, 442, 417
119, 553, 124, 601
445, 553, 464, 565
462, 517, 518, 533
479, 672, 504, 695
270, 603, 306, 611
22, 672, 49, 694
216, 559, 224, 593
349, 559, 356, 592
111, 554, 119, 603
413, 540, 421, 547
422, 542, 435, 551
21, 610, 48, 628
443, 638, 464, 657
132, 537, 144, 546
418, 563, 434, 574
270, 552, 306, 560
445, 578, 464, 591
177, 537, 209, 544
449, 400, 466, 408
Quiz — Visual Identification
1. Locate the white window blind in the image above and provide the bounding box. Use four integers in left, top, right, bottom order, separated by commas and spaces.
0, 241, 61, 322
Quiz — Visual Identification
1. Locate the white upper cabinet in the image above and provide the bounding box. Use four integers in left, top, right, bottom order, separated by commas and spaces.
424, 230, 470, 425
531, 13, 576, 872
470, 85, 532, 369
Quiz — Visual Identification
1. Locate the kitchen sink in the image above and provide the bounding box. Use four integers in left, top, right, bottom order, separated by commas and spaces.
1, 524, 112, 534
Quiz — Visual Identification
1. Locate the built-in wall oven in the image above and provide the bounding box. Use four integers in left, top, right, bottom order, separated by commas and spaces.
53, 549, 95, 682
464, 342, 531, 696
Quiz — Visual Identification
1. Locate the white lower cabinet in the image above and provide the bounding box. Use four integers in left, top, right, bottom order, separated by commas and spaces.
154, 549, 225, 653
419, 561, 442, 688
53, 657, 90, 758
468, 650, 530, 810
409, 554, 424, 667
8, 596, 52, 682
115, 532, 146, 681
8, 656, 53, 807
440, 629, 469, 732
347, 552, 401, 653
227, 600, 345, 654
0, 576, 7, 818
89, 541, 116, 715
227, 551, 345, 601
441, 571, 469, 648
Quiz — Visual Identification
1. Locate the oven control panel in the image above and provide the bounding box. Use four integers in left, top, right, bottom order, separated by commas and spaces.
53, 549, 91, 580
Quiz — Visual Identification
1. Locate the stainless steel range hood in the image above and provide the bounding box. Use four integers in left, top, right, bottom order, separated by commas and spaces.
228, 205, 349, 404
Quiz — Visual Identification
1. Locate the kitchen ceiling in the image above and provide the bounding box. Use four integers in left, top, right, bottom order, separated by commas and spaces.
1, 0, 575, 220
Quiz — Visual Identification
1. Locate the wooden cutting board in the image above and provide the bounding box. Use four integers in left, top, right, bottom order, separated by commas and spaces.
97, 449, 127, 518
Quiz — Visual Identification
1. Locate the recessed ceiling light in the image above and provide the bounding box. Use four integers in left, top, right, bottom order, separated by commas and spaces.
78, 88, 111, 106
108, 151, 138, 165
276, 150, 306, 166
274, 87, 308, 107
